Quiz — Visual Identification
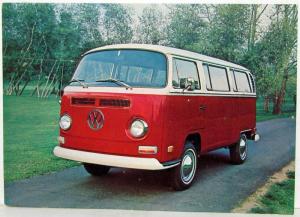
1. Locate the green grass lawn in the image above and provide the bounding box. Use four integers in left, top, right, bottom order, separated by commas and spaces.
250, 171, 295, 214
256, 112, 295, 122
3, 95, 78, 182
3, 94, 296, 182
256, 96, 296, 122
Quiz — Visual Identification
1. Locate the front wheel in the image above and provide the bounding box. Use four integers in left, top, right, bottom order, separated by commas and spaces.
83, 163, 110, 176
170, 142, 198, 191
230, 134, 248, 164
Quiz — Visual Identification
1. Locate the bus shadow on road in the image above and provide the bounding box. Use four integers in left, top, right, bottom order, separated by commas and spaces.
77, 149, 232, 194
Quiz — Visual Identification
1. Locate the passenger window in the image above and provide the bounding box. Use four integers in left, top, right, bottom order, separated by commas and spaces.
234, 71, 251, 93
229, 69, 238, 91
172, 58, 200, 89
206, 65, 230, 91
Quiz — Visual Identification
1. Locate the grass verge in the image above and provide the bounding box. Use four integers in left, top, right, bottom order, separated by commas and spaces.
232, 161, 295, 214
250, 171, 295, 214
256, 112, 295, 122
4, 95, 78, 182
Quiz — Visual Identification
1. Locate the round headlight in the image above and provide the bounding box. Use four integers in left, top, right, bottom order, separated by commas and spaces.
59, 114, 72, 130
130, 119, 148, 138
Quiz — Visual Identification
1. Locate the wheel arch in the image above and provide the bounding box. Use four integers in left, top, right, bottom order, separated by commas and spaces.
185, 133, 201, 155
240, 130, 252, 140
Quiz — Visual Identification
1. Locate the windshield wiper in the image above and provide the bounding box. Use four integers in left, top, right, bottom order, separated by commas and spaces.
69, 79, 88, 88
96, 78, 132, 89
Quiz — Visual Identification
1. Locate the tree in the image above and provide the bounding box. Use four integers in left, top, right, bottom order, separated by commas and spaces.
72, 4, 103, 50
136, 6, 167, 44
206, 5, 250, 62
2, 3, 297, 105
260, 5, 297, 114
247, 5, 268, 51
3, 4, 57, 95
100, 4, 133, 44
167, 4, 208, 49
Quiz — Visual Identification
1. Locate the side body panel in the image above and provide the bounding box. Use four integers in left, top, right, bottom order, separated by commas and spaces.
162, 94, 206, 161
162, 94, 256, 160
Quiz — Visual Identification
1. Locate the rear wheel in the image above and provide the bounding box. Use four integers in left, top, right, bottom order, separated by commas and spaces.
83, 163, 110, 176
230, 134, 248, 164
170, 142, 198, 191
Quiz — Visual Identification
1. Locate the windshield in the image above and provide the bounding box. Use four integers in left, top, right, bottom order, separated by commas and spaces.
71, 49, 167, 88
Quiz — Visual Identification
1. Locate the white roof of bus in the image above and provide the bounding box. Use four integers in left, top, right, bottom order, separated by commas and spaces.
86, 44, 249, 71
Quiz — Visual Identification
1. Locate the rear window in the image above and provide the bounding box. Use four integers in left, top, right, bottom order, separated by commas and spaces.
234, 70, 251, 93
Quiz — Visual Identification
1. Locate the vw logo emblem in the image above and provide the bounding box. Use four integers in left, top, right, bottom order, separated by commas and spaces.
87, 110, 104, 130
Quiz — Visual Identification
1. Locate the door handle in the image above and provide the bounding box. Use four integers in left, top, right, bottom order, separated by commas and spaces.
199, 105, 207, 111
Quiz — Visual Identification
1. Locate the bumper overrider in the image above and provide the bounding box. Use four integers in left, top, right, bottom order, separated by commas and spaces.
53, 146, 180, 170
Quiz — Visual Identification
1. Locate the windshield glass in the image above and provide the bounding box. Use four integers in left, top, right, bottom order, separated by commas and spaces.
71, 49, 167, 88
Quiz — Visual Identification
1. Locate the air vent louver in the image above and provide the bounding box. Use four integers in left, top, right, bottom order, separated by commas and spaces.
100, 99, 130, 107
72, 98, 95, 105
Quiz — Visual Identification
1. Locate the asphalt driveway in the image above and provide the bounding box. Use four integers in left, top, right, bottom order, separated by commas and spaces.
4, 118, 296, 212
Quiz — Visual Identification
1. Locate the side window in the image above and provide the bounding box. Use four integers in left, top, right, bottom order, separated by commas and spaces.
229, 69, 238, 91
205, 65, 230, 91
172, 58, 200, 89
234, 70, 251, 92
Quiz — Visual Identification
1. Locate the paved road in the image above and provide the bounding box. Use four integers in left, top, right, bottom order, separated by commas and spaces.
5, 118, 295, 212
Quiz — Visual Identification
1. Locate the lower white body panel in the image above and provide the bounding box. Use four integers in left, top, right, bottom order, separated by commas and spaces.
53, 146, 179, 170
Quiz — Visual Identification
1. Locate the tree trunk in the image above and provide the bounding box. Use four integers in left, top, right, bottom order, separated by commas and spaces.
44, 74, 56, 98
263, 96, 270, 112
248, 5, 267, 51
31, 87, 37, 96
14, 83, 20, 96
248, 5, 257, 50
6, 73, 16, 95
11, 59, 34, 95
273, 69, 289, 114
41, 60, 57, 98
32, 59, 44, 97
44, 63, 60, 98
18, 79, 30, 96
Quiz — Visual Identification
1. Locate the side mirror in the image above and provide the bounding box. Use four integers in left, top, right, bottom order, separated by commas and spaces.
179, 77, 195, 91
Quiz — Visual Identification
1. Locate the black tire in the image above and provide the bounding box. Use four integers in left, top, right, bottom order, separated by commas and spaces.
170, 142, 198, 191
230, 134, 248, 164
83, 163, 110, 176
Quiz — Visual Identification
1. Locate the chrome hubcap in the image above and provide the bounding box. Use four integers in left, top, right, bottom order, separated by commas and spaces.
180, 149, 196, 184
239, 138, 247, 160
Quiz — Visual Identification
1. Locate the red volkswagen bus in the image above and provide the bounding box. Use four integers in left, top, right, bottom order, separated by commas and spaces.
54, 44, 260, 190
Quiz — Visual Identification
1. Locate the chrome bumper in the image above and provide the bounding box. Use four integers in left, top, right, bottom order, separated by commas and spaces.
254, 134, 260, 142
53, 146, 180, 170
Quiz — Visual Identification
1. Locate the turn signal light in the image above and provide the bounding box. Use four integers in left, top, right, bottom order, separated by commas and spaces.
167, 146, 174, 153
58, 136, 65, 145
138, 146, 157, 154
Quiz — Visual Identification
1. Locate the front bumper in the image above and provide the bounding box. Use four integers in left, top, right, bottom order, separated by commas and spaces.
53, 146, 180, 170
